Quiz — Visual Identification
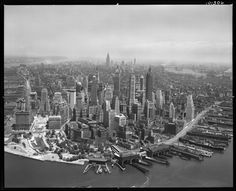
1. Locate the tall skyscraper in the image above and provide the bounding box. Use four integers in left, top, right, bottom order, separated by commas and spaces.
114, 96, 120, 114
169, 102, 175, 122
25, 79, 31, 111
103, 100, 111, 112
149, 102, 155, 120
16, 98, 25, 111
15, 111, 31, 130
144, 99, 150, 119
76, 81, 83, 93
58, 100, 69, 125
140, 75, 144, 91
141, 91, 146, 111
76, 90, 85, 112
162, 91, 165, 105
156, 89, 163, 109
90, 75, 98, 105
30, 91, 37, 110
40, 88, 50, 115
113, 65, 120, 98
129, 66, 136, 106
132, 102, 142, 121
98, 85, 104, 106
97, 105, 104, 123
104, 85, 113, 102
186, 95, 195, 122
53, 92, 63, 103
67, 89, 76, 109
107, 110, 116, 138
165, 89, 171, 104
120, 99, 127, 115
152, 92, 156, 103
75, 81, 85, 112
106, 53, 110, 66
135, 77, 140, 91
82, 75, 88, 95
146, 66, 153, 102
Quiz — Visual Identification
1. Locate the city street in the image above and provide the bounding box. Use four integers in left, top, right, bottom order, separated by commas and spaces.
160, 107, 211, 145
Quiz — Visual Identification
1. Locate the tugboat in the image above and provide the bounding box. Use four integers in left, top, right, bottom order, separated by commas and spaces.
96, 165, 103, 174
179, 154, 190, 161
115, 161, 126, 171
103, 165, 108, 173
83, 164, 92, 174
105, 163, 111, 173
99, 166, 103, 174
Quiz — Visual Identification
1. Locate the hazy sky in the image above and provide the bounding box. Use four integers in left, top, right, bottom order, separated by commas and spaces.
4, 5, 232, 64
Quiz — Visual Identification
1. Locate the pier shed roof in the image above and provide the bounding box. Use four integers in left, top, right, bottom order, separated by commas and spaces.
148, 144, 170, 152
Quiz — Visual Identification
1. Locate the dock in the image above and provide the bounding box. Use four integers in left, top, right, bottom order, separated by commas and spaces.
130, 163, 149, 174
170, 145, 203, 161
179, 137, 225, 152
143, 156, 169, 165
184, 145, 213, 157
187, 131, 229, 141
136, 159, 152, 167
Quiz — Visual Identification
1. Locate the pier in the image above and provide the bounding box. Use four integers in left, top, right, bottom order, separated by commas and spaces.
145, 144, 170, 158
110, 145, 140, 167
143, 156, 169, 165
187, 131, 229, 141
136, 159, 152, 167
88, 157, 107, 164
170, 145, 203, 161
179, 137, 225, 152
130, 163, 149, 174
83, 159, 111, 174
186, 146, 213, 157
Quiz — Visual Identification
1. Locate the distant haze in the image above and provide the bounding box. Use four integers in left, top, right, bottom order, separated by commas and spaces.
4, 5, 232, 64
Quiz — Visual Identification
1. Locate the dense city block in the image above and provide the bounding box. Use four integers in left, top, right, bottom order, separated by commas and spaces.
4, 55, 233, 175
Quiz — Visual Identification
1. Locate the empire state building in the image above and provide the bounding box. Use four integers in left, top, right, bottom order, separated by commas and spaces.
146, 66, 153, 102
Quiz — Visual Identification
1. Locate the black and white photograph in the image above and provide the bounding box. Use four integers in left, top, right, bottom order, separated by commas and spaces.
3, 4, 233, 188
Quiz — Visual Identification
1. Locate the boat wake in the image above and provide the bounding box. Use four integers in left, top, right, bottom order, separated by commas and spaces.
132, 175, 150, 187
141, 175, 150, 187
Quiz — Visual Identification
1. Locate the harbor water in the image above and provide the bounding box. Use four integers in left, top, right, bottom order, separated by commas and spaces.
4, 139, 233, 187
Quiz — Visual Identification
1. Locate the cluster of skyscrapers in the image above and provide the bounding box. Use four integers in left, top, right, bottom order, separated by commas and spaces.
13, 54, 195, 146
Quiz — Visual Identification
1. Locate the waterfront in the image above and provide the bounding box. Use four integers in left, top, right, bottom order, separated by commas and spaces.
4, 5, 233, 188
4, 138, 233, 187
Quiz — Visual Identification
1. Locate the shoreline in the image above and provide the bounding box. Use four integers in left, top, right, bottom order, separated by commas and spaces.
5, 140, 233, 187
4, 146, 88, 165
3, 105, 226, 169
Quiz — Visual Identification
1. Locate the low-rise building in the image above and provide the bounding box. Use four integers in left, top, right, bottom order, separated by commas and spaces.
164, 121, 184, 135
48, 116, 61, 129
15, 111, 31, 130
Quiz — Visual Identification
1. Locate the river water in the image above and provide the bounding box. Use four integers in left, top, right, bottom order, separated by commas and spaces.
4, 139, 233, 187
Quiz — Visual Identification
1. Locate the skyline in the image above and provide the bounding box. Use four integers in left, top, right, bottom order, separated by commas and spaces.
5, 5, 232, 64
